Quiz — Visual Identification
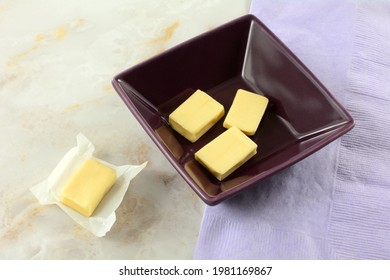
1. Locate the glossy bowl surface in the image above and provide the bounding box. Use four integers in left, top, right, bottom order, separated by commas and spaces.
112, 14, 354, 205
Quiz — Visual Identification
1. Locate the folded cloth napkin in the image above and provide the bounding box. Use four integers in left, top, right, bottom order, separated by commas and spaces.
194, 0, 390, 259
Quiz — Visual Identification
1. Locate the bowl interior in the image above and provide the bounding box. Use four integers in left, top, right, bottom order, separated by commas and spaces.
113, 15, 354, 205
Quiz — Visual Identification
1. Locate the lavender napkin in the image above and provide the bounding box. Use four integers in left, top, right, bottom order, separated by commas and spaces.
194, 0, 390, 259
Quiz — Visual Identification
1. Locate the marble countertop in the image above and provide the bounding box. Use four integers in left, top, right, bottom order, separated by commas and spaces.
0, 0, 250, 259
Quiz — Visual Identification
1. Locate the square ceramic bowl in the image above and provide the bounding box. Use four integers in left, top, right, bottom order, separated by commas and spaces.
112, 14, 354, 205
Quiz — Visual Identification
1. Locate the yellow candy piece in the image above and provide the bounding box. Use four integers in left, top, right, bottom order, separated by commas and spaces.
223, 89, 269, 135
61, 159, 116, 217
195, 126, 257, 180
169, 89, 225, 143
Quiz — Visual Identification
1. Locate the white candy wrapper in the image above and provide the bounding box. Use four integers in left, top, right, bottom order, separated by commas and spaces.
30, 133, 147, 237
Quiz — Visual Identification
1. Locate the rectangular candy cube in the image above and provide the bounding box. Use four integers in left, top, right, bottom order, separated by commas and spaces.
223, 89, 268, 135
169, 89, 225, 143
195, 126, 257, 180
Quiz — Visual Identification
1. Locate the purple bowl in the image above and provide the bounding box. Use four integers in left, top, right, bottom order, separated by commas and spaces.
112, 14, 354, 205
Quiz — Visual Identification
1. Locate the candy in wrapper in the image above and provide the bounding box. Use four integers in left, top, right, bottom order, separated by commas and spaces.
30, 133, 147, 237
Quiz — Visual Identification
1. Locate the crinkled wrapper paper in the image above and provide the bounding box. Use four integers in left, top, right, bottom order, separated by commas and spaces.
30, 133, 147, 237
